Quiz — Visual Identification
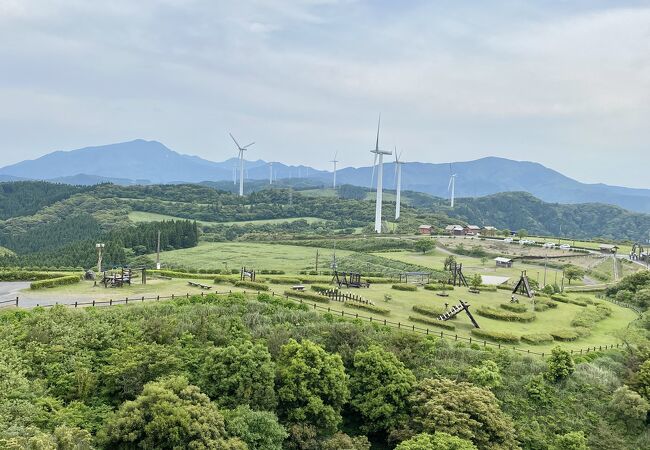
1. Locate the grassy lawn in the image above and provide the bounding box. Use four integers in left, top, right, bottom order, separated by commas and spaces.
24, 275, 637, 354
149, 241, 353, 273
374, 250, 567, 285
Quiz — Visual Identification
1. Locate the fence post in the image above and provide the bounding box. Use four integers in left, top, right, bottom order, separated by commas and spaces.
142, 296, 144, 302
157, 295, 160, 301
92, 300, 95, 307
15, 297, 19, 307
74, 301, 77, 308
109, 299, 112, 306
398, 322, 401, 329
125, 297, 128, 305
172, 294, 175, 300
469, 337, 472, 344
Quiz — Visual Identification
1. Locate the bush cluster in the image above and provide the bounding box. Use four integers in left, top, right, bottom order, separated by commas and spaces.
521, 333, 554, 345
408, 315, 456, 331
549, 329, 580, 341
471, 329, 520, 344
391, 284, 418, 292
234, 281, 269, 291
424, 283, 454, 291
30, 274, 81, 290
499, 303, 528, 313
476, 306, 536, 322
412, 304, 446, 317
0, 270, 71, 281
344, 302, 390, 316
570, 304, 612, 328
283, 290, 330, 303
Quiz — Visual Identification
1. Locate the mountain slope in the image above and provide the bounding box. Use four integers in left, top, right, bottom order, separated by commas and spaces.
3, 140, 650, 212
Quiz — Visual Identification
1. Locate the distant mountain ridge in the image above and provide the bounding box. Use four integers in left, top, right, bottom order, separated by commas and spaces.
2, 139, 650, 213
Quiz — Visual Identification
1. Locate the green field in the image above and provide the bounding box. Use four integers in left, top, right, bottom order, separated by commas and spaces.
150, 241, 352, 272
25, 274, 636, 354
129, 211, 324, 226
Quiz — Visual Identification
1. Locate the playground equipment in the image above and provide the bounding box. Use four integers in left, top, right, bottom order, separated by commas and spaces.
447, 262, 468, 287
100, 267, 146, 288
398, 271, 431, 285
437, 300, 480, 328
332, 271, 369, 288
512, 270, 533, 298
241, 267, 256, 282
630, 243, 647, 261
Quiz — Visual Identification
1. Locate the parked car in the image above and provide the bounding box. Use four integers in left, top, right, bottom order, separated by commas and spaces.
504, 238, 514, 243
542, 242, 556, 248
559, 244, 571, 250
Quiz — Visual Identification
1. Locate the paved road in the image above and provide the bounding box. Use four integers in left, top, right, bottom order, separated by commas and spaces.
0, 282, 30, 305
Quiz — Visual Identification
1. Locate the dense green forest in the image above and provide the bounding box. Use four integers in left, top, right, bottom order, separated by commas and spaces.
448, 192, 650, 241
2, 273, 650, 449
0, 181, 89, 220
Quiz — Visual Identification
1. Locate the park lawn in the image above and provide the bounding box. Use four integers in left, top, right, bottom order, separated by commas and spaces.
373, 250, 569, 285
149, 241, 353, 273
20, 274, 637, 353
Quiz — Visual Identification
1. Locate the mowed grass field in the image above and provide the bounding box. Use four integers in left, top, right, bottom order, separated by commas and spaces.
150, 242, 352, 273
25, 274, 637, 354
129, 211, 324, 226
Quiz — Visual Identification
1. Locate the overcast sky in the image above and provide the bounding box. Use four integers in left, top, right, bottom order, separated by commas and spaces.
1, 0, 649, 187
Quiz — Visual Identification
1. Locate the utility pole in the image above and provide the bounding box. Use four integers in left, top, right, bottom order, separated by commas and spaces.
156, 230, 161, 270
543, 253, 548, 287
315, 249, 319, 273
96, 243, 105, 273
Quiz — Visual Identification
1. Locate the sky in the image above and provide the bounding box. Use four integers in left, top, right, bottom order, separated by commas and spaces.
0, 0, 649, 187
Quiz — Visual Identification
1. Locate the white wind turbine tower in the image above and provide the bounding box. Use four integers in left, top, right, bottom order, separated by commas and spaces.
268, 162, 273, 185
370, 115, 392, 233
394, 147, 404, 220
448, 164, 457, 208
330, 152, 339, 188
229, 133, 255, 197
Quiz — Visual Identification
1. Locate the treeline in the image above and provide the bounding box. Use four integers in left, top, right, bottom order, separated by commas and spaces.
0, 219, 198, 269
449, 191, 650, 241
0, 292, 646, 449
0, 181, 88, 219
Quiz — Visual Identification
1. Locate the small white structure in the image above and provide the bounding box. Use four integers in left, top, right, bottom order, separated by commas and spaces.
494, 257, 513, 268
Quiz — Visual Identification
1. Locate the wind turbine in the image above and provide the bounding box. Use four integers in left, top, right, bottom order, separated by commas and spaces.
370, 115, 392, 233
330, 152, 339, 188
448, 164, 457, 208
229, 133, 254, 197
394, 147, 404, 220
268, 162, 273, 185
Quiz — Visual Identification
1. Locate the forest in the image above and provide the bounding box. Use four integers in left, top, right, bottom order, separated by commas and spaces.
2, 271, 650, 449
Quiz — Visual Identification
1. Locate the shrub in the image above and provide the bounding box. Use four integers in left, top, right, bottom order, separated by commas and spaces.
345, 302, 390, 316
476, 285, 497, 292
499, 303, 528, 313
283, 290, 330, 303
521, 333, 554, 345
476, 306, 536, 322
0, 270, 71, 282
234, 281, 269, 291
535, 298, 558, 308
267, 277, 302, 284
412, 304, 446, 317
533, 303, 550, 312
30, 274, 81, 290
392, 284, 417, 292
155, 269, 225, 280
551, 294, 569, 303
311, 284, 335, 293
214, 275, 237, 283
549, 329, 580, 341
570, 304, 612, 328
471, 329, 520, 344
424, 284, 454, 291
409, 315, 456, 331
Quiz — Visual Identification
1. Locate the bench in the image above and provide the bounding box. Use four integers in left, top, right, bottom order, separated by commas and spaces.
188, 281, 212, 290
291, 285, 306, 291
468, 287, 481, 294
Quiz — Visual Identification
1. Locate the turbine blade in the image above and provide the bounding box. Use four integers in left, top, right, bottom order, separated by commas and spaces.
375, 114, 381, 151
448, 176, 453, 191
370, 153, 378, 187
229, 133, 241, 149
243, 141, 255, 149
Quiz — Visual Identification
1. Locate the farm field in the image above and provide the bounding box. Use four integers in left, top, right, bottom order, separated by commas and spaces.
129, 211, 325, 226
19, 274, 637, 354
149, 241, 352, 272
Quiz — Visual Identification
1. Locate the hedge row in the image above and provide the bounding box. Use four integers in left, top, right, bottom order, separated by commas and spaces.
0, 271, 71, 282
476, 285, 498, 292
499, 303, 528, 313
471, 329, 520, 344
570, 304, 612, 328
391, 284, 418, 292
424, 284, 454, 291
552, 294, 589, 307
30, 275, 81, 290
266, 277, 302, 285
521, 333, 554, 345
535, 298, 558, 308
152, 270, 229, 280
412, 304, 446, 317
550, 329, 580, 341
311, 284, 335, 293
409, 315, 456, 331
234, 281, 269, 291
344, 302, 390, 316
283, 290, 330, 304
476, 306, 536, 323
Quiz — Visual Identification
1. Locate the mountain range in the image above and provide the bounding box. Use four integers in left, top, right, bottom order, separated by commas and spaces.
2, 139, 650, 213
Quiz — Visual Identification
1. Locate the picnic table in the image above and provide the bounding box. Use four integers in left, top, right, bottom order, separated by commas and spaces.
291, 285, 306, 291
188, 281, 212, 290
